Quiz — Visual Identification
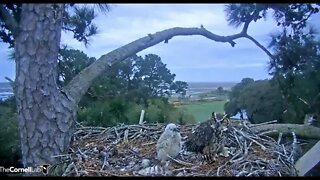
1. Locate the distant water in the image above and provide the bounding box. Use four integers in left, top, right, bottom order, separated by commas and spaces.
0, 82, 13, 100
186, 81, 237, 96
0, 81, 239, 100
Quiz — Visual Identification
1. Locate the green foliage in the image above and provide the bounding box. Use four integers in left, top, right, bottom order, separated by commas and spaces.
78, 96, 143, 127
145, 98, 196, 124
63, 5, 99, 46
224, 3, 320, 124
77, 54, 188, 106
134, 54, 176, 98
224, 78, 254, 116
268, 24, 320, 122
0, 4, 110, 48
224, 4, 269, 28
0, 4, 22, 48
169, 107, 196, 125
56, 48, 190, 127
171, 81, 188, 96
0, 99, 20, 166
225, 78, 286, 123
78, 96, 195, 126
224, 4, 319, 31
57, 47, 96, 86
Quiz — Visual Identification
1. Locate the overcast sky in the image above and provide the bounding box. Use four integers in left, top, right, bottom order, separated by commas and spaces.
0, 4, 319, 83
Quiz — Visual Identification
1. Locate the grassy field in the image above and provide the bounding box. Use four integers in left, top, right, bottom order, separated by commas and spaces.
178, 100, 226, 123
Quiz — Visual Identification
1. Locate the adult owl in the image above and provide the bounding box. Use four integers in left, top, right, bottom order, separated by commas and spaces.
184, 112, 229, 161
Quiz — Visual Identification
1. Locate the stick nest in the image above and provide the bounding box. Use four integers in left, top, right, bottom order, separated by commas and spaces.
48, 122, 298, 177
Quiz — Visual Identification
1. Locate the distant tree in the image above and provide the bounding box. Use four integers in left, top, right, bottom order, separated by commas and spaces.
171, 81, 188, 96
57, 47, 96, 86
133, 54, 176, 97
217, 86, 224, 95
78, 53, 188, 105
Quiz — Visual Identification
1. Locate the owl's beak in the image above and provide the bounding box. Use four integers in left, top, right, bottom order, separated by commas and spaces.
173, 128, 178, 132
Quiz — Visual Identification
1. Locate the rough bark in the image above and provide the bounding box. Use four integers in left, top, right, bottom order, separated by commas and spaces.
14, 4, 76, 169
251, 124, 320, 139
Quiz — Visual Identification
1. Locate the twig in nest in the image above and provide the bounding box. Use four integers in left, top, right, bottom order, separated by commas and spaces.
277, 133, 283, 144
235, 129, 267, 151
236, 170, 248, 177
78, 148, 88, 159
172, 167, 194, 173
229, 156, 245, 164
249, 120, 278, 128
243, 140, 250, 157
74, 163, 79, 177
142, 142, 157, 146
246, 169, 266, 176
258, 130, 278, 136
114, 127, 119, 139
123, 129, 129, 143
62, 162, 74, 176
130, 133, 142, 142
86, 169, 120, 176
282, 144, 287, 156
232, 132, 243, 152
81, 132, 93, 139
101, 156, 108, 171
167, 155, 193, 166
75, 120, 85, 128
51, 154, 71, 158
228, 151, 242, 163
216, 161, 229, 176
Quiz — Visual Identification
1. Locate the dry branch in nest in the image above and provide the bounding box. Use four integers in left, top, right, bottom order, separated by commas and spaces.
47, 122, 298, 177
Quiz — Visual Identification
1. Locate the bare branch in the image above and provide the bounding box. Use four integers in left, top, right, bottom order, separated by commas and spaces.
5, 76, 14, 83
63, 27, 246, 103
0, 5, 19, 38
244, 34, 276, 60
63, 26, 273, 104
5, 76, 14, 88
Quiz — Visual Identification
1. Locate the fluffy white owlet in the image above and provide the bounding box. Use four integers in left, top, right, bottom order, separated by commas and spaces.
156, 123, 182, 162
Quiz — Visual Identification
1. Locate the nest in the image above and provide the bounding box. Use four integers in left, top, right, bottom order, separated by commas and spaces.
48, 122, 298, 177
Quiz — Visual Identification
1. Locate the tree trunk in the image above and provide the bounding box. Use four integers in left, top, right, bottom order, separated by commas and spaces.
251, 124, 320, 139
14, 4, 76, 169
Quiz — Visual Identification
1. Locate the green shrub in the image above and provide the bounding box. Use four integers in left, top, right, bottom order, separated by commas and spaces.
169, 107, 196, 125
0, 104, 20, 166
78, 96, 196, 127
77, 101, 115, 127
123, 102, 144, 124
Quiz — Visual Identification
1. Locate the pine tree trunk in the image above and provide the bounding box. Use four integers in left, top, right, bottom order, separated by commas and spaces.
14, 4, 76, 169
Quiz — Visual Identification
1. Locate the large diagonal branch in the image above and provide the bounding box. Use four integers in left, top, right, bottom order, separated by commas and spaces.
244, 34, 276, 60
0, 5, 19, 38
64, 25, 272, 104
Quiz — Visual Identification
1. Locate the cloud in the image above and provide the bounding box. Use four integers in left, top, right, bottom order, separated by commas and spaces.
170, 62, 267, 70
2, 4, 319, 82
